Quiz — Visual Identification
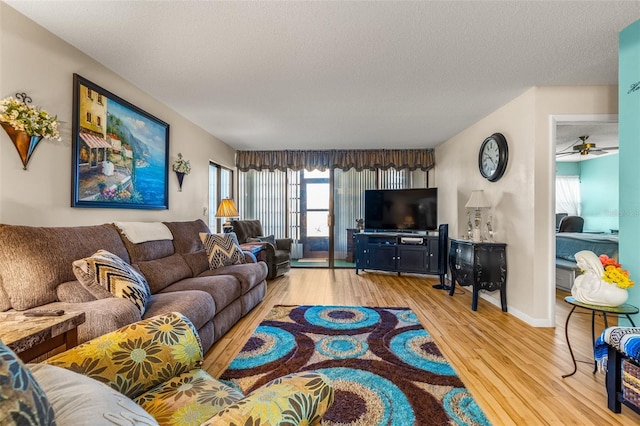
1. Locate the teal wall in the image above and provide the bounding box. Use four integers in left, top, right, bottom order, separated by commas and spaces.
619, 19, 640, 323
556, 162, 579, 176
580, 154, 619, 232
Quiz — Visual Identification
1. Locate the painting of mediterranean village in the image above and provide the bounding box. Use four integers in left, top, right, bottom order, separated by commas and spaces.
72, 74, 169, 209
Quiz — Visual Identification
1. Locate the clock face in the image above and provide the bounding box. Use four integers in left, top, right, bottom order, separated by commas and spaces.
481, 138, 499, 176
478, 133, 508, 182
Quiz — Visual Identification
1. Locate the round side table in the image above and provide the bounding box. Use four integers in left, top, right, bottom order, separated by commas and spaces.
562, 296, 638, 378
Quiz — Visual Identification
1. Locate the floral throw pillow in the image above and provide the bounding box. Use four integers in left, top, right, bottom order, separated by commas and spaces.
199, 232, 245, 269
73, 249, 151, 315
0, 341, 55, 426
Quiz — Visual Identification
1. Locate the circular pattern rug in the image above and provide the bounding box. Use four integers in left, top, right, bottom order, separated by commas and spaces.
220, 305, 491, 426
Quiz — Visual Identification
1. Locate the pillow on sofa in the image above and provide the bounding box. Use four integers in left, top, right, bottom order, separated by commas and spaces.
199, 232, 245, 269
73, 250, 151, 315
0, 341, 55, 426
29, 363, 158, 426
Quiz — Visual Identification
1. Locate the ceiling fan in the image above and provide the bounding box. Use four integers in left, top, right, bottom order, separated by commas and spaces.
556, 135, 619, 158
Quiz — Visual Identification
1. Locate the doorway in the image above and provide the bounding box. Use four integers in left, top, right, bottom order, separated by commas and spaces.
551, 114, 618, 323
300, 169, 330, 264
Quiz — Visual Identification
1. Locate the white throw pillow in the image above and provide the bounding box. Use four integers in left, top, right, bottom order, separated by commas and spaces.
28, 364, 158, 426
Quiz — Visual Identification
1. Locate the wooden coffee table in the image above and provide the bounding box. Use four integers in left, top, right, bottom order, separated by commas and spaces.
0, 311, 85, 362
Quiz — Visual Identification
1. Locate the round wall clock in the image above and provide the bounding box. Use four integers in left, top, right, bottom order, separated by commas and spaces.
478, 133, 508, 182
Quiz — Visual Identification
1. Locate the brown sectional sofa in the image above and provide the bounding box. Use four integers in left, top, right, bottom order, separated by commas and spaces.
0, 219, 268, 353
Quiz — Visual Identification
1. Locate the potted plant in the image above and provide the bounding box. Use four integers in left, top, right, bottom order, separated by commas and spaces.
172, 153, 191, 191
0, 93, 60, 170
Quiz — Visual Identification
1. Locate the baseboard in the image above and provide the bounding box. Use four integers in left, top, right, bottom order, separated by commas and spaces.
479, 293, 554, 327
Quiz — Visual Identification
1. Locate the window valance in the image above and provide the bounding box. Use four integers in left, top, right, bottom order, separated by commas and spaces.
235, 149, 435, 172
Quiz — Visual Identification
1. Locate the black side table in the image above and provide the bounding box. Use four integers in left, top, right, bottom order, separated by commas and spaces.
448, 239, 507, 312
562, 296, 638, 378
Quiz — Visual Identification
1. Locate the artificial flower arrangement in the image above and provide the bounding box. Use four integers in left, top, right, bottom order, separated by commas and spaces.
599, 254, 634, 289
0, 95, 60, 140
172, 153, 191, 174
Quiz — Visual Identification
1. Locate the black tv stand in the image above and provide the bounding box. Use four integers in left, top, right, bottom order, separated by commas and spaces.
354, 232, 441, 278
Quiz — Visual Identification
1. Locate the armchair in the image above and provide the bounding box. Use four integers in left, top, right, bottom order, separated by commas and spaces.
27, 312, 333, 425
231, 219, 292, 279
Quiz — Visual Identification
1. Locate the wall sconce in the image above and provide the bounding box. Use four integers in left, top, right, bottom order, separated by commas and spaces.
215, 198, 239, 232
465, 190, 491, 242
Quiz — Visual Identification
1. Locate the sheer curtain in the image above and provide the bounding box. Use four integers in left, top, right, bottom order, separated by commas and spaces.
556, 176, 581, 216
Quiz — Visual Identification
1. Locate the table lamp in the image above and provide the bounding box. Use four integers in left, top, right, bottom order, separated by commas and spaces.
465, 190, 490, 242
215, 198, 239, 232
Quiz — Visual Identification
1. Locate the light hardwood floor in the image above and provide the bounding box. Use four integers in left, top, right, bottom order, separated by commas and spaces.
203, 268, 639, 425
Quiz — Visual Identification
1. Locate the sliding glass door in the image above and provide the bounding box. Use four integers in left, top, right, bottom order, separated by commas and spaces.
300, 170, 330, 264
237, 167, 429, 268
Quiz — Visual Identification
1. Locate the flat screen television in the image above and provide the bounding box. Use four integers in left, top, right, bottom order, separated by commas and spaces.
364, 188, 438, 232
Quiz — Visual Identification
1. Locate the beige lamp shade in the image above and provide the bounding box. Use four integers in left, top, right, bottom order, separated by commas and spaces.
465, 190, 491, 209
215, 198, 239, 219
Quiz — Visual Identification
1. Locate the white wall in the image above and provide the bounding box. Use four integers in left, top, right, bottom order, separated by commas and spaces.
436, 86, 617, 325
0, 4, 235, 226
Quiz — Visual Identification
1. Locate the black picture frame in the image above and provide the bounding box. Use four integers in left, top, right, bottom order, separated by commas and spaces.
71, 74, 169, 209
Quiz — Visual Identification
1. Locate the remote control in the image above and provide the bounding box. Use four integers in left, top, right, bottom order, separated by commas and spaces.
24, 309, 65, 317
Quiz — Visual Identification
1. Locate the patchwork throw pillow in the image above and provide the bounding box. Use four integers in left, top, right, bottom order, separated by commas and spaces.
29, 364, 159, 426
73, 250, 151, 315
0, 341, 55, 426
199, 232, 245, 269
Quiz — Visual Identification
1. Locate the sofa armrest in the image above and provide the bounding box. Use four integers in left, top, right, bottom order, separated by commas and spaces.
44, 312, 203, 400
276, 238, 293, 252
202, 372, 334, 425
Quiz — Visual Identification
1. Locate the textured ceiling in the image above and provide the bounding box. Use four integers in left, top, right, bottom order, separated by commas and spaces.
5, 1, 639, 151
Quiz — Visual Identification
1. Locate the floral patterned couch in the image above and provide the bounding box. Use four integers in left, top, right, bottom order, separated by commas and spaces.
0, 312, 334, 425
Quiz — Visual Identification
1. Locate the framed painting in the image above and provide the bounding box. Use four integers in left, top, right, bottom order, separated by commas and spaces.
71, 74, 169, 209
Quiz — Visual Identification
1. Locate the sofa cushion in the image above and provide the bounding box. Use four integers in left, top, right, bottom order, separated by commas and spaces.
143, 291, 215, 331
200, 262, 268, 295
45, 312, 203, 401
49, 298, 142, 344
135, 369, 244, 423
119, 238, 175, 264
73, 250, 151, 315
0, 341, 55, 426
56, 280, 97, 303
164, 219, 210, 254
134, 253, 193, 294
181, 250, 209, 276
161, 275, 241, 313
199, 233, 245, 269
0, 223, 128, 311
29, 363, 158, 426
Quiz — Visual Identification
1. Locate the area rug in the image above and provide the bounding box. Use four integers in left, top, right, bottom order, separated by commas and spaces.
219, 305, 491, 425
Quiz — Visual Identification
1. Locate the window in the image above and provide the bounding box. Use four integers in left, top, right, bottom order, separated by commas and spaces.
97, 116, 101, 127
238, 169, 288, 239
86, 111, 92, 123
556, 175, 581, 216
87, 89, 93, 100
209, 162, 234, 232
97, 94, 103, 105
